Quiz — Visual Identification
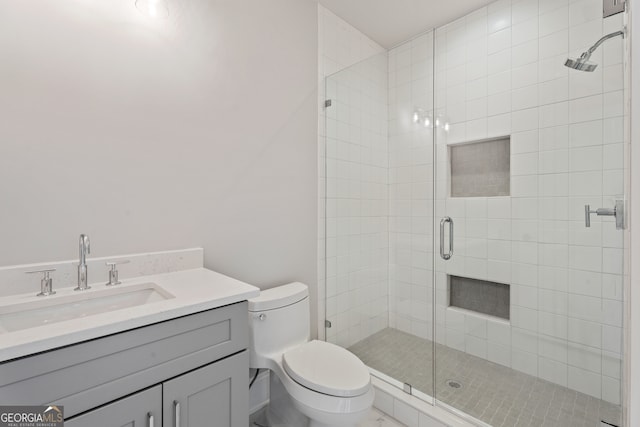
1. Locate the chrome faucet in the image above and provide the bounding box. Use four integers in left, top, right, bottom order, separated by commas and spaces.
75, 234, 91, 291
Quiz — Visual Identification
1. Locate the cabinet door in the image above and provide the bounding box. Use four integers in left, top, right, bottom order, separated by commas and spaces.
65, 385, 161, 427
163, 351, 248, 427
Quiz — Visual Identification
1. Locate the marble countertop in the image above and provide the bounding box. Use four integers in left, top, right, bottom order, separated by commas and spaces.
0, 267, 260, 362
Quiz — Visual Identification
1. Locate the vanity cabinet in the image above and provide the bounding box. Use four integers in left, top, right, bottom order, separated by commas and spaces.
65, 385, 162, 427
65, 352, 247, 427
0, 301, 249, 427
163, 352, 247, 427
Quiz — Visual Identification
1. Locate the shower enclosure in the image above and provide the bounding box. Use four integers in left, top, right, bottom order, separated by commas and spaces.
323, 0, 626, 426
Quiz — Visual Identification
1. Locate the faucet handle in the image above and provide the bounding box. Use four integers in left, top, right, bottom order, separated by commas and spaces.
105, 260, 130, 286
105, 260, 130, 267
26, 268, 56, 296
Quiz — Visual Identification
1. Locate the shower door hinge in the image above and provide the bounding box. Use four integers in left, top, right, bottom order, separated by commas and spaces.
325, 320, 332, 328
603, 0, 625, 18
324, 99, 332, 108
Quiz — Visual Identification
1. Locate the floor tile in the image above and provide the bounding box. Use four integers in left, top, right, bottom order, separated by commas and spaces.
349, 328, 621, 427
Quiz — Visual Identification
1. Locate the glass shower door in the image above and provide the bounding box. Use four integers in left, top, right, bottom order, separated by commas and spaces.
432, 2, 625, 426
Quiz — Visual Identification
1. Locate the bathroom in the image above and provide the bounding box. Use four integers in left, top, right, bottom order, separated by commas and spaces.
0, 0, 638, 426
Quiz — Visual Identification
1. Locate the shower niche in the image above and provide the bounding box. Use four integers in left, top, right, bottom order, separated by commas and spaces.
450, 136, 510, 197
448, 275, 510, 320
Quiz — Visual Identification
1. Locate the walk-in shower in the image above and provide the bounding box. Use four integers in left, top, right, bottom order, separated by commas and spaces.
323, 0, 627, 426
565, 30, 625, 72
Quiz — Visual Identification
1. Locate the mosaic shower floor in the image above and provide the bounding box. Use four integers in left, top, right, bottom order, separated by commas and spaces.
349, 328, 621, 427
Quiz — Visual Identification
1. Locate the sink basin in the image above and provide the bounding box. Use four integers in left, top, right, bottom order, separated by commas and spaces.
0, 283, 174, 333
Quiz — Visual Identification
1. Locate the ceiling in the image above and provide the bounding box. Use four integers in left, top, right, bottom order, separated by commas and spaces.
317, 0, 494, 48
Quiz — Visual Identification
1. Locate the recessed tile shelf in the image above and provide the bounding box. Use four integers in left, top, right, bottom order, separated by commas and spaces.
449, 275, 510, 320
450, 137, 510, 197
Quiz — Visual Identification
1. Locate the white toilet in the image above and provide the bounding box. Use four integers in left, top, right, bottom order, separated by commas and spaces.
248, 282, 374, 427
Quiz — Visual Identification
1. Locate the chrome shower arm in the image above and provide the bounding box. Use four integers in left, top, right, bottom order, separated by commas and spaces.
584, 30, 625, 57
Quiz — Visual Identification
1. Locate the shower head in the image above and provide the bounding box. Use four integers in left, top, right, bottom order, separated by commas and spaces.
564, 55, 598, 72
564, 30, 625, 72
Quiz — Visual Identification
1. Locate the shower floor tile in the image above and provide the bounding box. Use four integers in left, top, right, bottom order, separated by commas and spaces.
349, 328, 621, 427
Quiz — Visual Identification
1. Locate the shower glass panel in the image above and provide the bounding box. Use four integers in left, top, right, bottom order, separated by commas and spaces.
323, 40, 437, 402
323, 50, 396, 387
433, 1, 625, 426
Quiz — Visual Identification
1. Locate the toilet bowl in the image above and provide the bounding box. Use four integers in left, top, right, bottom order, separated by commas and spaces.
248, 282, 374, 427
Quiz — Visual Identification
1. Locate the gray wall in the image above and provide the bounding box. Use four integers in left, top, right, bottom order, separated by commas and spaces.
0, 0, 318, 329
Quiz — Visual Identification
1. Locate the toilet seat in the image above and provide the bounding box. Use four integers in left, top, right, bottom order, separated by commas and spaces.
283, 340, 370, 397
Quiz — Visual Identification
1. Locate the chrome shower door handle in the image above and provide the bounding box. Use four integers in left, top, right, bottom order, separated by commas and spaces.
440, 216, 453, 260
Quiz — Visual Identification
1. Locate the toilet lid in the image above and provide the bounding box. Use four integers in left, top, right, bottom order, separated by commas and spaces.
283, 340, 370, 397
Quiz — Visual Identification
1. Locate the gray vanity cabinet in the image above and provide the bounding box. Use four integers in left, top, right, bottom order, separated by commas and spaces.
0, 302, 250, 427
64, 352, 248, 427
65, 385, 162, 427
163, 352, 248, 427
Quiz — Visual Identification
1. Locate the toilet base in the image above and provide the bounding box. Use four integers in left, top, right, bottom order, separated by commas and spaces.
267, 374, 309, 427
266, 370, 370, 427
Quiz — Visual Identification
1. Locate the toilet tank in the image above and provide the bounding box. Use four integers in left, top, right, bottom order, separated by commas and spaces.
248, 282, 310, 368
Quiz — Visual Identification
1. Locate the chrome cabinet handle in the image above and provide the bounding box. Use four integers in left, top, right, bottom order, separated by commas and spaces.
148, 412, 154, 427
174, 401, 180, 427
440, 217, 453, 260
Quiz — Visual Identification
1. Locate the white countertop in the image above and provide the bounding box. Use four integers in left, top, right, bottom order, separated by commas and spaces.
0, 268, 260, 362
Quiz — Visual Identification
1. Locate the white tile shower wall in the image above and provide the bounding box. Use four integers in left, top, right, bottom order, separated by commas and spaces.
432, 0, 624, 404
318, 5, 388, 346
388, 32, 436, 341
